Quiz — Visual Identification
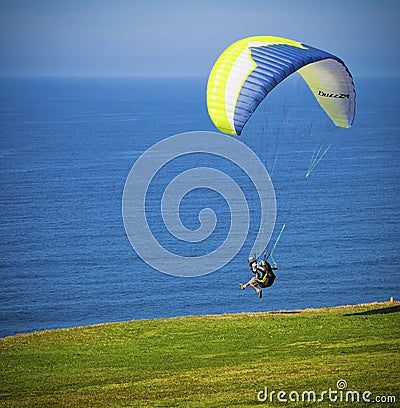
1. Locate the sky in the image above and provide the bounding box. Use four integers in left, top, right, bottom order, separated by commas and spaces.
0, 0, 399, 77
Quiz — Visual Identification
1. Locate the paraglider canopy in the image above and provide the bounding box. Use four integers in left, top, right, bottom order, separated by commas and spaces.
207, 36, 355, 136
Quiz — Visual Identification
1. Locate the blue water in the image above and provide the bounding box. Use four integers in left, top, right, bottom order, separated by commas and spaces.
1, 76, 399, 337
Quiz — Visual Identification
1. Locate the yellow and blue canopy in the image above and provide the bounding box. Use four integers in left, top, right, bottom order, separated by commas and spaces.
207, 36, 356, 136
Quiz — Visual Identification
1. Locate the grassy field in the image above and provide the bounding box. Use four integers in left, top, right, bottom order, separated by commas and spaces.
1, 302, 399, 407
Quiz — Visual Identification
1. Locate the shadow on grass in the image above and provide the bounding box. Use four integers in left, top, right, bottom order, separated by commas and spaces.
344, 305, 400, 316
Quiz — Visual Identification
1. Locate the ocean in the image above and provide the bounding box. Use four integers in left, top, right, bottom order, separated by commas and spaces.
1, 76, 399, 337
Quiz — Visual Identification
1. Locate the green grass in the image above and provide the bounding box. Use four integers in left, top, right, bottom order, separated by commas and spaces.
1, 302, 399, 407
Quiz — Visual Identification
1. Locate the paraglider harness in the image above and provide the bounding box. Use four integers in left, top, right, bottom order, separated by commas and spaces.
257, 259, 276, 288
248, 255, 276, 288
